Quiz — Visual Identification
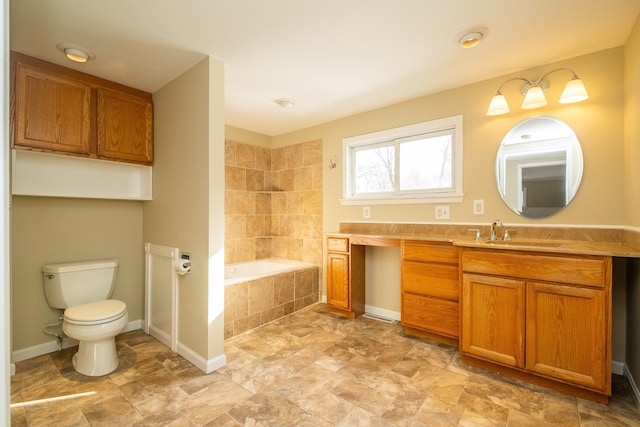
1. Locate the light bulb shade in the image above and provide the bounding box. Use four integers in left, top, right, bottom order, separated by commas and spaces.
486, 93, 509, 116
521, 86, 547, 109
459, 32, 483, 49
64, 48, 89, 63
559, 77, 589, 104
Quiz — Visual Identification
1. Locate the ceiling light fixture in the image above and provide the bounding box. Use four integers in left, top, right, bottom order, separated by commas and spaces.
487, 68, 589, 116
56, 43, 95, 63
275, 98, 295, 108
457, 27, 489, 49
64, 48, 89, 63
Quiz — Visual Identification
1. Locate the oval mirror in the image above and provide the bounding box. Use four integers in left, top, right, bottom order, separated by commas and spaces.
495, 116, 583, 219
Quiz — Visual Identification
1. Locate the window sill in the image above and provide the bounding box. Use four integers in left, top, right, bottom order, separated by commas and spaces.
340, 194, 464, 206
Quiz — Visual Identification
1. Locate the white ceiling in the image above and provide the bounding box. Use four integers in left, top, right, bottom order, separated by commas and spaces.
10, 0, 640, 136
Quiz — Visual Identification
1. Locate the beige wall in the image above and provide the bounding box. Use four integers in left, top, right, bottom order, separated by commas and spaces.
624, 14, 640, 385
625, 15, 640, 229
270, 47, 629, 353
145, 56, 225, 364
272, 48, 625, 231
226, 125, 271, 150
11, 197, 144, 350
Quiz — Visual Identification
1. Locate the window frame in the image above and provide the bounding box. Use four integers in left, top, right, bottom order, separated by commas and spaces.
341, 115, 464, 205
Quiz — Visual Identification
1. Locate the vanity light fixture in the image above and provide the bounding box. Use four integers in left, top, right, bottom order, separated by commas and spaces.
275, 98, 295, 108
487, 68, 588, 116
56, 43, 95, 63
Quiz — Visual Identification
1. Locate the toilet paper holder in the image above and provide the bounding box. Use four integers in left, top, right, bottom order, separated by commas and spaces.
176, 259, 191, 275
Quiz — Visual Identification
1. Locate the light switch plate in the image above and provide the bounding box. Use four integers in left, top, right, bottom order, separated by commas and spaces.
473, 199, 485, 215
363, 206, 371, 219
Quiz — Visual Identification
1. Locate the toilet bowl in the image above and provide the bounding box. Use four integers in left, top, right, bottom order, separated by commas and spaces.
42, 259, 128, 376
62, 299, 129, 376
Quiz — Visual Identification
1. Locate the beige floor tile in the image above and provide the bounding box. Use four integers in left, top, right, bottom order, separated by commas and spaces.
10, 303, 640, 426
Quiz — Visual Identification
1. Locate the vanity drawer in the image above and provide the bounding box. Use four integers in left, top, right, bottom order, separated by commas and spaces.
403, 241, 459, 264
327, 237, 349, 252
402, 293, 459, 338
461, 249, 607, 288
402, 261, 459, 300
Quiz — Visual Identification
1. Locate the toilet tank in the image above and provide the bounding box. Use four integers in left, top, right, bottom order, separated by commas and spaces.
42, 259, 119, 309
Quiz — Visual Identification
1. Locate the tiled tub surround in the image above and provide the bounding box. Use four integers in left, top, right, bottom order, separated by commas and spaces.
224, 263, 320, 339
225, 139, 323, 265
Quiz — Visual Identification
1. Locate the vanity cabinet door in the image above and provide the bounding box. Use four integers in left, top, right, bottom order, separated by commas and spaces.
325, 237, 365, 319
461, 273, 525, 368
526, 281, 609, 392
326, 252, 350, 311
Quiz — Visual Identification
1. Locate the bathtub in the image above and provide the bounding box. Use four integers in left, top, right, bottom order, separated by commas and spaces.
224, 258, 316, 286
224, 258, 320, 339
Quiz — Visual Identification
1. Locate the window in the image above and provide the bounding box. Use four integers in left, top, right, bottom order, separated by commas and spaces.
342, 115, 463, 204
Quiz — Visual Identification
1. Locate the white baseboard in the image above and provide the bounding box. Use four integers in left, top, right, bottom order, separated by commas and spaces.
12, 319, 142, 364
612, 360, 625, 375
176, 341, 226, 374
364, 305, 400, 322
148, 325, 173, 350
624, 364, 640, 411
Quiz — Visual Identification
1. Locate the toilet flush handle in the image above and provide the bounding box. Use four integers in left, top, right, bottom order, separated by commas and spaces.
46, 274, 55, 279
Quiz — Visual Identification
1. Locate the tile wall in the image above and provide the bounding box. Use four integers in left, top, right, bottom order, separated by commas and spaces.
224, 139, 323, 265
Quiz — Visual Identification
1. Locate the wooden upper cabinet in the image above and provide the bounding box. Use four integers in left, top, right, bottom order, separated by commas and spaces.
97, 87, 153, 164
10, 52, 153, 165
13, 63, 92, 155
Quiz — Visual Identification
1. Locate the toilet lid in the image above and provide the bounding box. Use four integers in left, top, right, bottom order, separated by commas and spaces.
64, 299, 127, 324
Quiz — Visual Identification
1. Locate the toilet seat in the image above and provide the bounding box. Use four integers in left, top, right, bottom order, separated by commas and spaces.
64, 299, 127, 326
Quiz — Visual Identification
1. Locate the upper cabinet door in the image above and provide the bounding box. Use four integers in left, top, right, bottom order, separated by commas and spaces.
13, 63, 92, 155
96, 87, 153, 165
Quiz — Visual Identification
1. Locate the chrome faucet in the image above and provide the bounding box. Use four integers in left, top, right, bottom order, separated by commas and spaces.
490, 219, 502, 241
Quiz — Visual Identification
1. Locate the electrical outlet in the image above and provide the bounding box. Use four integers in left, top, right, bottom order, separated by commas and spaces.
473, 199, 485, 215
435, 205, 450, 220
363, 206, 371, 219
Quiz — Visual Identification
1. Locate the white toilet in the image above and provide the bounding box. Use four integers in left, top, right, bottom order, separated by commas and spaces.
42, 259, 129, 376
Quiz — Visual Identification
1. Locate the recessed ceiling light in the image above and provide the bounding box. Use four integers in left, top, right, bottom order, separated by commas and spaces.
456, 27, 489, 49
56, 43, 96, 63
275, 98, 295, 108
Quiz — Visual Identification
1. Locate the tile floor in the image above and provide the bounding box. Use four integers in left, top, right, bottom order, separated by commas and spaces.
10, 303, 640, 426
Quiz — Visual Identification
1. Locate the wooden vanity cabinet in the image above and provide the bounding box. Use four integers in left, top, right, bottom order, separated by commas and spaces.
10, 52, 153, 165
401, 241, 459, 341
461, 247, 612, 398
326, 236, 364, 318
